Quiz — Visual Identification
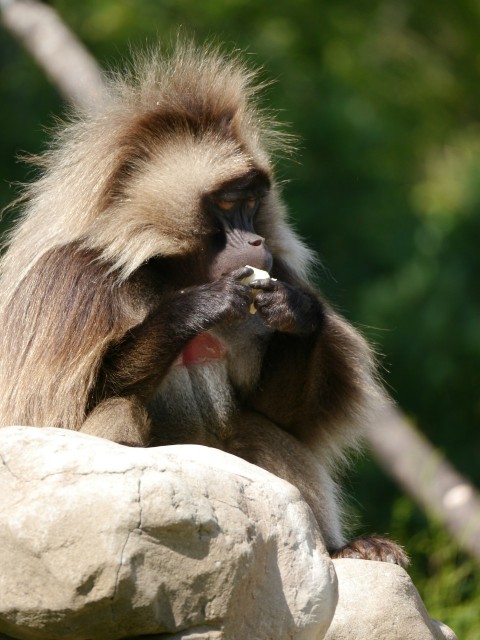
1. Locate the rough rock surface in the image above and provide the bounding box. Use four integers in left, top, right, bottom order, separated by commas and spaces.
326, 559, 458, 640
0, 426, 458, 640
0, 426, 336, 640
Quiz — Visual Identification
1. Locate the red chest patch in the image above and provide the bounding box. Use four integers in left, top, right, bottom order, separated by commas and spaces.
173, 332, 227, 367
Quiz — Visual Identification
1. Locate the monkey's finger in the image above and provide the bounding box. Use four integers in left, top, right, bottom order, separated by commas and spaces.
231, 266, 254, 281
249, 278, 276, 291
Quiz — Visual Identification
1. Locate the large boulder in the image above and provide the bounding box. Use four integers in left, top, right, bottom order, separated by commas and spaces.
0, 426, 458, 640
0, 426, 335, 640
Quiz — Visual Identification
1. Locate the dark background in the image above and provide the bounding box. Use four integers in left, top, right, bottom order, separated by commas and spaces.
1, 1, 479, 634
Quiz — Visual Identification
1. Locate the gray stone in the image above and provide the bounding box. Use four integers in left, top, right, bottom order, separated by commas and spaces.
0, 426, 458, 640
0, 426, 336, 640
325, 559, 458, 640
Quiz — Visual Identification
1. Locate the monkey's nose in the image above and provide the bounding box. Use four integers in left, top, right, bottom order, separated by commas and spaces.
245, 236, 272, 272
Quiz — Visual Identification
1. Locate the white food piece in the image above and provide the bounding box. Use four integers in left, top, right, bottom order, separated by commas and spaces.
242, 265, 271, 284
242, 265, 277, 314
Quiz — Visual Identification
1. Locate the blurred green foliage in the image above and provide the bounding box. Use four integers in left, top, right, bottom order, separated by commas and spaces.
1, 0, 480, 635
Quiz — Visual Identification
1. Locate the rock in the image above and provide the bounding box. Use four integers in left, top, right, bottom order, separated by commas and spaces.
0, 426, 458, 640
0, 426, 336, 640
325, 559, 458, 640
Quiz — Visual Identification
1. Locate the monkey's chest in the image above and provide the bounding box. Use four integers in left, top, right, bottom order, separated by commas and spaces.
147, 359, 235, 444
148, 322, 267, 444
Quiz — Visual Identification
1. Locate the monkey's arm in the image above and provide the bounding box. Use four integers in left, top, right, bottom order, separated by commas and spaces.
83, 267, 253, 444
251, 307, 372, 442
96, 267, 253, 400
247, 258, 373, 436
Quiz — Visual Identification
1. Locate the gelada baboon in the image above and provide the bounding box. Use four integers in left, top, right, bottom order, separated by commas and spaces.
0, 42, 406, 564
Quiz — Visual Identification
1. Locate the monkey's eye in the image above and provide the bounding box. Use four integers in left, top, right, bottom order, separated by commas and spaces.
216, 200, 236, 211
246, 197, 257, 209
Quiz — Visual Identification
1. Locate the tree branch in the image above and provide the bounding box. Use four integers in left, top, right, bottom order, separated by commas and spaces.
368, 405, 480, 561
0, 0, 106, 111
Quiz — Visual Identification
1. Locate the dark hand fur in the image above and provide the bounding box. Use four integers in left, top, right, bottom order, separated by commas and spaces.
0, 42, 406, 563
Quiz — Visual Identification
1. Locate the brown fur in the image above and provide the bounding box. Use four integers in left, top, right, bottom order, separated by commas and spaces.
0, 42, 404, 561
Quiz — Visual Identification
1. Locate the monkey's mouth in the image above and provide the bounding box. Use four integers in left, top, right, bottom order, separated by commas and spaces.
173, 332, 227, 367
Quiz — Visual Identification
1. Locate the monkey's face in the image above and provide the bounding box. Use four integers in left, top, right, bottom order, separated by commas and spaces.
207, 169, 272, 280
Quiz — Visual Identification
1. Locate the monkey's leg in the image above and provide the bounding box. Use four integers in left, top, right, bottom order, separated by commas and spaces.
227, 413, 409, 567
226, 412, 345, 552
81, 396, 152, 447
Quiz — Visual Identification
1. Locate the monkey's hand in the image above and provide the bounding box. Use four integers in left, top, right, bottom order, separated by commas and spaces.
331, 536, 409, 568
188, 266, 254, 329
248, 278, 324, 334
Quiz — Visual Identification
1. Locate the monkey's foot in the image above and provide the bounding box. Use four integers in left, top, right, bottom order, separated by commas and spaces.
331, 535, 409, 568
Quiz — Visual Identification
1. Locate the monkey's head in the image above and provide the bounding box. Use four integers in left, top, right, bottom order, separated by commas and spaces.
12, 43, 314, 291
